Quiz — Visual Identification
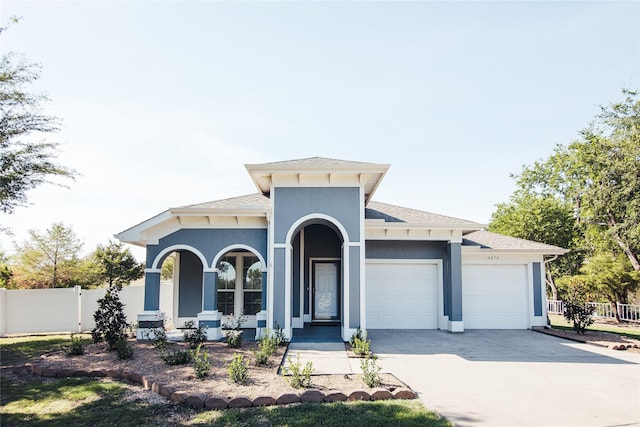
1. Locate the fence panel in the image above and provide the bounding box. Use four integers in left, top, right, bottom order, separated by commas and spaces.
3, 288, 80, 335
1, 284, 175, 336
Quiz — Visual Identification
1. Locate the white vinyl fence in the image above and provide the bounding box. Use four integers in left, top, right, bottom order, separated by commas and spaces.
547, 299, 640, 323
0, 284, 174, 337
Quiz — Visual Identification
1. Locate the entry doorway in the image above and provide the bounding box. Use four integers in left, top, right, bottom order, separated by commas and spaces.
311, 260, 340, 322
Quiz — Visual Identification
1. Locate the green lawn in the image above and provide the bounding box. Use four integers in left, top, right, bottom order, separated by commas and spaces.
0, 334, 451, 427
548, 314, 640, 340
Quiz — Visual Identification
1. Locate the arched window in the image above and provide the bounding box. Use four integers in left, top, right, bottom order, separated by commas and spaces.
217, 253, 262, 316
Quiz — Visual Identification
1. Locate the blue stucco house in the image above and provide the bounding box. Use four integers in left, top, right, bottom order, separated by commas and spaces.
116, 157, 567, 341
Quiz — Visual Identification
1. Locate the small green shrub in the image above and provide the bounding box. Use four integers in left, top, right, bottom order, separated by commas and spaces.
225, 330, 243, 348
144, 322, 168, 351
191, 344, 211, 380
223, 311, 247, 330
253, 348, 270, 366
116, 336, 134, 360
360, 354, 382, 388
352, 332, 371, 357
92, 288, 129, 350
273, 322, 288, 346
563, 280, 596, 334
183, 320, 208, 349
227, 353, 249, 384
161, 348, 191, 365
349, 327, 364, 348
259, 331, 278, 355
65, 333, 85, 356
283, 354, 313, 389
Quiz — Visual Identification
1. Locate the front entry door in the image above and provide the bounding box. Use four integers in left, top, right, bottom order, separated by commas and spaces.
312, 261, 340, 321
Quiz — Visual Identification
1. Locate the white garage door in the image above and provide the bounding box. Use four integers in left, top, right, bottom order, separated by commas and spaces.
366, 262, 439, 329
462, 264, 529, 329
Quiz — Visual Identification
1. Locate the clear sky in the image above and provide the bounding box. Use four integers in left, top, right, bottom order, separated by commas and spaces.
0, 0, 638, 261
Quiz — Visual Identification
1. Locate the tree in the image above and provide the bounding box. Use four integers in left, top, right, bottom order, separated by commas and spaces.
160, 254, 174, 281
0, 249, 12, 287
515, 89, 640, 271
488, 194, 582, 299
12, 222, 85, 288
579, 253, 640, 322
92, 241, 144, 290
0, 18, 75, 215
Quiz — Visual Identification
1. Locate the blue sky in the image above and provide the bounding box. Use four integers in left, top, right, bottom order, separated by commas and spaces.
1, 1, 638, 260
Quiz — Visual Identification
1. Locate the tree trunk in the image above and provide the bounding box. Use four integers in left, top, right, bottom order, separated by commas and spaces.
608, 211, 640, 271
546, 270, 558, 301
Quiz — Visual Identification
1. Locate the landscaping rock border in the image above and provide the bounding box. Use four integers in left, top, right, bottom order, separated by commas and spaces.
28, 364, 417, 410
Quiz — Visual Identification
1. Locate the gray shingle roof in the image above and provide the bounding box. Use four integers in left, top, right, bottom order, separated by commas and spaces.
366, 201, 482, 226
177, 193, 270, 210
259, 157, 379, 168
463, 230, 568, 253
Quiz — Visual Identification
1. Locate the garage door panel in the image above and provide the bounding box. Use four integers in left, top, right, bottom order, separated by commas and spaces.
366, 262, 439, 329
463, 265, 529, 329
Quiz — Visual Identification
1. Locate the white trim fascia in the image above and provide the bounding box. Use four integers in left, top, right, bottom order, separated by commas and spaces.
145, 268, 161, 274
343, 242, 350, 333
172, 252, 180, 327
210, 244, 267, 270
115, 210, 173, 246
284, 213, 351, 246
284, 241, 292, 339
267, 192, 275, 331
462, 247, 569, 256
359, 182, 366, 331
151, 245, 208, 270
299, 228, 305, 325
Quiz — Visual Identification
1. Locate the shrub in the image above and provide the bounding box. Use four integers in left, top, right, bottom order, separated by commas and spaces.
223, 311, 247, 330
161, 348, 191, 366
360, 354, 382, 388
225, 330, 243, 348
273, 322, 288, 346
227, 353, 249, 384
144, 319, 168, 351
183, 320, 208, 349
116, 336, 134, 360
283, 354, 313, 389
352, 332, 371, 357
191, 344, 211, 380
65, 332, 84, 357
349, 327, 364, 348
92, 287, 129, 350
563, 279, 595, 334
259, 330, 278, 355
253, 347, 270, 366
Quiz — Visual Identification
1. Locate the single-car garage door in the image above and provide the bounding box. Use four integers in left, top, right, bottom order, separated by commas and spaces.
366, 262, 439, 329
462, 264, 529, 329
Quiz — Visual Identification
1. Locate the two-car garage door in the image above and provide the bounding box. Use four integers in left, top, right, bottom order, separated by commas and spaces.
365, 262, 439, 329
365, 261, 531, 330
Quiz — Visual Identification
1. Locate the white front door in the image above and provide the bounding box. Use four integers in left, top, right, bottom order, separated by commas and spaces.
313, 261, 339, 321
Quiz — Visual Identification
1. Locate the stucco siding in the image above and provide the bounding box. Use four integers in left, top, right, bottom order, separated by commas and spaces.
273, 187, 360, 243
349, 245, 360, 328
365, 240, 448, 259
146, 228, 268, 268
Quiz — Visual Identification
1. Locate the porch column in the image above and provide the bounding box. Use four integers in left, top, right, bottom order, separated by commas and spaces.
137, 269, 165, 340
197, 269, 223, 340
447, 242, 464, 332
255, 270, 268, 340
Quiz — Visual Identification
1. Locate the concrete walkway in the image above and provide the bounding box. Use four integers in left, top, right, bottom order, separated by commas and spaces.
283, 342, 360, 375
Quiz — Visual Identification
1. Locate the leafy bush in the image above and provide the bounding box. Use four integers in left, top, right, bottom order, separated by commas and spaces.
360, 354, 382, 388
259, 330, 278, 355
253, 347, 270, 366
349, 327, 364, 348
191, 344, 211, 380
227, 353, 249, 384
183, 320, 208, 349
223, 311, 247, 330
352, 332, 371, 357
225, 330, 243, 348
161, 348, 191, 366
116, 336, 134, 360
65, 333, 85, 357
273, 322, 288, 346
92, 288, 129, 350
563, 279, 595, 334
283, 354, 313, 389
143, 319, 168, 350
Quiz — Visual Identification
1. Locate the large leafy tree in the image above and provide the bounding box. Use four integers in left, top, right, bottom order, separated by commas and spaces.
488, 195, 582, 300
92, 240, 144, 290
0, 19, 75, 215
12, 222, 88, 288
515, 89, 640, 271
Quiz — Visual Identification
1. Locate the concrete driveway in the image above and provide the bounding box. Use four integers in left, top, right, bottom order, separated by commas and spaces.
369, 330, 640, 427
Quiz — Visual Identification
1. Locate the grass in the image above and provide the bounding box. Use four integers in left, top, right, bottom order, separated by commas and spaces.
0, 334, 92, 367
0, 334, 451, 427
548, 314, 640, 340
